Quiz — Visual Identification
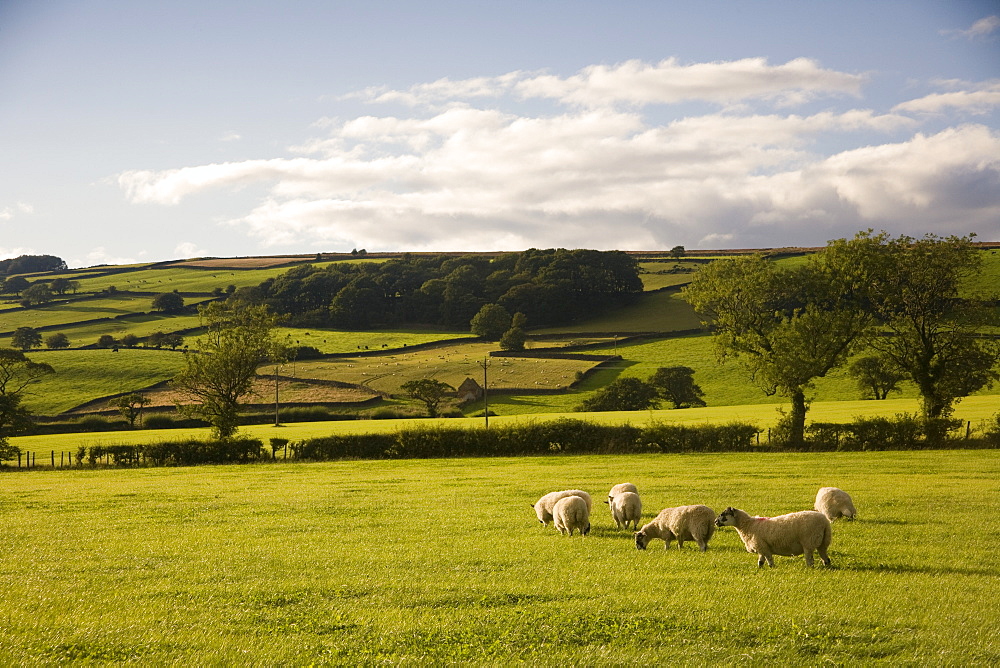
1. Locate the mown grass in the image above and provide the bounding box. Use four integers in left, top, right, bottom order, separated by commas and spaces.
1, 451, 997, 665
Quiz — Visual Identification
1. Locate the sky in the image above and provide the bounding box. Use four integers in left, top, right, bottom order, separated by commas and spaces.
1, 1, 999, 268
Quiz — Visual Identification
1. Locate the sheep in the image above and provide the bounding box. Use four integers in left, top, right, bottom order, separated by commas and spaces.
552, 495, 591, 536
715, 506, 832, 568
606, 482, 638, 505
814, 487, 856, 521
604, 482, 639, 527
634, 504, 715, 551
531, 490, 593, 526
610, 491, 643, 530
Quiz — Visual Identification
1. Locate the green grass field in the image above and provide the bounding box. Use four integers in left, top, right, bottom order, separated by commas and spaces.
1, 450, 996, 664
18, 349, 187, 414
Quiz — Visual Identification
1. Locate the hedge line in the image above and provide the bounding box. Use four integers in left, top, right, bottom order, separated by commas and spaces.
296, 419, 762, 460
26, 414, 1000, 470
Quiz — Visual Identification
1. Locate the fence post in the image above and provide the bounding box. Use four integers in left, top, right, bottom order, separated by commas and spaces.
17, 452, 21, 468
966, 421, 971, 440
51, 451, 55, 468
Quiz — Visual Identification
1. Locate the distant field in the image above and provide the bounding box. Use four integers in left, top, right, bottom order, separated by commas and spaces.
18, 349, 187, 415
5, 313, 206, 349
535, 290, 702, 334
291, 341, 601, 395
0, 295, 177, 333
276, 327, 472, 355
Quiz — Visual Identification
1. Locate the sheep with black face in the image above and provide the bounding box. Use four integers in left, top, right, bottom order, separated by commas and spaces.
715, 506, 832, 568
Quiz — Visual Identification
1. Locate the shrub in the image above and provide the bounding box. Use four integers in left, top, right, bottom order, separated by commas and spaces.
144, 414, 176, 429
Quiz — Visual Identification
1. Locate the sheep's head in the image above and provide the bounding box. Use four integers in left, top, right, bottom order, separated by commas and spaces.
715, 507, 739, 527
634, 531, 649, 550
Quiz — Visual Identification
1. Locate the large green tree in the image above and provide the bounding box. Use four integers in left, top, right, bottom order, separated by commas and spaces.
845, 231, 1000, 423
171, 301, 280, 439
0, 348, 54, 458
683, 245, 872, 446
470, 303, 511, 340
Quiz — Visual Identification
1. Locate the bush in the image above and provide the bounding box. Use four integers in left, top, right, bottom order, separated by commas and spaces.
144, 414, 176, 429
295, 419, 762, 461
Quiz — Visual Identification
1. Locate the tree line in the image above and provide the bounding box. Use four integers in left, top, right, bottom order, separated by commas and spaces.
233, 249, 643, 329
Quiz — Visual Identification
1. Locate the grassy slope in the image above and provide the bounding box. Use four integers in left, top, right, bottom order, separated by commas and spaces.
19, 349, 187, 414
1, 452, 997, 664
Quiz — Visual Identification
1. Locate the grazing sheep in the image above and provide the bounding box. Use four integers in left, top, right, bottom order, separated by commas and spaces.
634, 504, 715, 551
553, 495, 591, 536
605, 482, 638, 505
531, 490, 593, 526
610, 491, 643, 530
814, 487, 856, 521
715, 506, 832, 568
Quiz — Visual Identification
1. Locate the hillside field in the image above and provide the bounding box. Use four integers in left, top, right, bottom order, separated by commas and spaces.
1, 450, 997, 664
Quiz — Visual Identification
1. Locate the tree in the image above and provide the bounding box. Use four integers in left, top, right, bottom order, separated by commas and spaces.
0, 348, 54, 457
21, 282, 54, 305
49, 277, 79, 295
109, 393, 151, 428
1, 276, 29, 296
97, 334, 118, 349
848, 356, 905, 400
11, 327, 42, 351
152, 291, 185, 313
44, 332, 71, 350
470, 303, 512, 340
400, 378, 455, 418
171, 301, 281, 439
499, 311, 528, 351
650, 366, 706, 408
845, 231, 1000, 422
162, 333, 184, 350
577, 377, 660, 412
683, 245, 872, 446
120, 333, 140, 348
670, 245, 686, 260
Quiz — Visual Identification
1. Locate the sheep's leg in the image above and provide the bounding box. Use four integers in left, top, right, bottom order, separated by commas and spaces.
757, 554, 767, 568
818, 546, 831, 566
663, 535, 673, 550
804, 549, 815, 567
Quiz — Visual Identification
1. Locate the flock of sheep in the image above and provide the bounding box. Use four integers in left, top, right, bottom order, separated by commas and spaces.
531, 484, 857, 568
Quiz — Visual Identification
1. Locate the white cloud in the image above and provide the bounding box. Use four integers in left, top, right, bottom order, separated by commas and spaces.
943, 15, 1000, 40
117, 59, 1000, 252
893, 81, 1000, 115
74, 247, 139, 268
174, 242, 208, 258
0, 202, 35, 221
349, 58, 865, 109
219, 132, 242, 142
0, 246, 33, 261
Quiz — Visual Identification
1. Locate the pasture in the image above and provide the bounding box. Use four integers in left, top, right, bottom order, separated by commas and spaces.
1, 450, 996, 664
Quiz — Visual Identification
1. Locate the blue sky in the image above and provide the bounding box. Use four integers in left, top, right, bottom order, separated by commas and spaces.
1, 1, 998, 267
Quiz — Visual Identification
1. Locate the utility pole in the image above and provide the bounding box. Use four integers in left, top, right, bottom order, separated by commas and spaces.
477, 357, 490, 428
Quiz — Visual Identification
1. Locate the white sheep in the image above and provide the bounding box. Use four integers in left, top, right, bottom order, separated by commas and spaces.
531, 489, 593, 526
605, 482, 638, 505
634, 504, 715, 551
553, 495, 591, 536
610, 491, 643, 530
715, 506, 832, 568
814, 487, 856, 521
